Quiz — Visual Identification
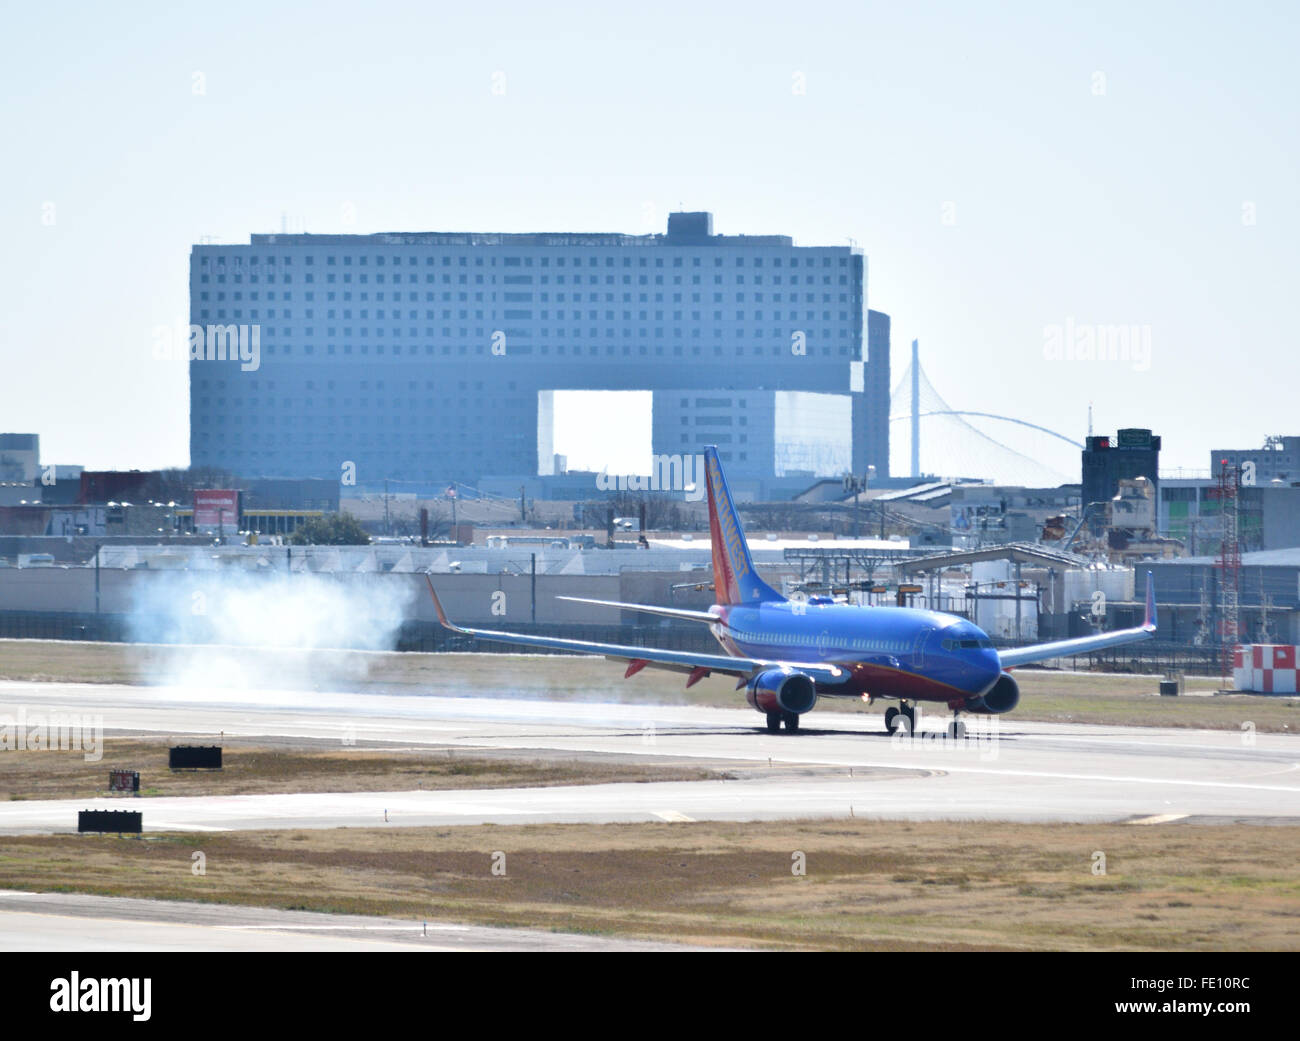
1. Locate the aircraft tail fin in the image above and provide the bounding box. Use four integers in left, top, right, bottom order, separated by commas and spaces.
703, 446, 785, 605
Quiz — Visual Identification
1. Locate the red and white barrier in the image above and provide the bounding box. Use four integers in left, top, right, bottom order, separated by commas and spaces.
1233, 644, 1298, 694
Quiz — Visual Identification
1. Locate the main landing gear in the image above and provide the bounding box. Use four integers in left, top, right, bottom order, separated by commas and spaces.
765, 711, 801, 733
883, 702, 916, 734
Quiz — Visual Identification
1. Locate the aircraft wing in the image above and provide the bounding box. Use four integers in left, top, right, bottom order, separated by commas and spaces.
426, 576, 849, 686
555, 595, 721, 624
998, 570, 1157, 669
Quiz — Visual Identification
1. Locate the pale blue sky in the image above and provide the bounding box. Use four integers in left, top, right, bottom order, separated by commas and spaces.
2, 1, 1295, 478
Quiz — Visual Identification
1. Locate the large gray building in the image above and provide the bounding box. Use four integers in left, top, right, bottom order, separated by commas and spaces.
189, 212, 887, 492
0, 434, 39, 483
1211, 436, 1300, 486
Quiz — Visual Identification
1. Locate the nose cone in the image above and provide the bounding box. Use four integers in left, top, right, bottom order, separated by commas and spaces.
975, 647, 1002, 692
940, 623, 1004, 692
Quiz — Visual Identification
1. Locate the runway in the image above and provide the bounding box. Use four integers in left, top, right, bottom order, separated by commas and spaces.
0, 890, 703, 951
1, 679, 1297, 832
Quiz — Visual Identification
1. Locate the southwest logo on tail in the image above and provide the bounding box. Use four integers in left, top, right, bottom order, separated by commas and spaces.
428, 446, 1158, 734
704, 446, 784, 605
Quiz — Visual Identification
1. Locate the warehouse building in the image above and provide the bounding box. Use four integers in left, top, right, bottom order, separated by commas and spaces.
1146, 548, 1300, 646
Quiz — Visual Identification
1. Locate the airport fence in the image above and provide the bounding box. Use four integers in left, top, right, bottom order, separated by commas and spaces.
0, 609, 1226, 675
1001, 641, 1224, 677
395, 619, 716, 654
0, 609, 719, 656
0, 610, 126, 642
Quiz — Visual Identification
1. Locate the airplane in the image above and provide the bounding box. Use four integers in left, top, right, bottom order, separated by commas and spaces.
426, 445, 1158, 737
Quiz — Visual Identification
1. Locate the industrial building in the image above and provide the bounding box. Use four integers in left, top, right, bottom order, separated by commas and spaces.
1081, 428, 1161, 521
1146, 548, 1300, 647
0, 434, 39, 483
1158, 435, 1300, 552
1211, 435, 1300, 485
0, 436, 339, 540
189, 212, 889, 495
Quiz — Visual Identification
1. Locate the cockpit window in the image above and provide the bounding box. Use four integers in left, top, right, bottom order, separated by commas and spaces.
942, 637, 994, 651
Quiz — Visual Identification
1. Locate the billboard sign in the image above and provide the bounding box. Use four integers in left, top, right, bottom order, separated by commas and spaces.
1116, 428, 1153, 448
193, 490, 239, 533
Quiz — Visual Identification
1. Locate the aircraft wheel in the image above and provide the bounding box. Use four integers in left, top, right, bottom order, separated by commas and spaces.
884, 707, 899, 733
782, 711, 800, 732
947, 720, 966, 739
765, 712, 782, 734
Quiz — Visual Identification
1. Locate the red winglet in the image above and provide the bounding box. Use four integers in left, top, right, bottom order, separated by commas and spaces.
685, 666, 711, 688
624, 659, 649, 678
425, 574, 452, 629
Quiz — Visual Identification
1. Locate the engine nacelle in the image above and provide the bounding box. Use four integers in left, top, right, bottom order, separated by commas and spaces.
746, 668, 817, 716
966, 672, 1020, 715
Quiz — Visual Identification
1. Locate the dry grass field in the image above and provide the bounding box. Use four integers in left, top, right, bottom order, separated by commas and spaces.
2, 819, 1296, 950
0, 738, 724, 802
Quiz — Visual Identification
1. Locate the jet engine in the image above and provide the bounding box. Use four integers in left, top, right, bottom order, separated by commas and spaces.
746, 668, 817, 716
966, 672, 1020, 714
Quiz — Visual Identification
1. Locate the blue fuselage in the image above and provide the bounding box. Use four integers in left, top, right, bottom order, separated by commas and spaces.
712, 601, 1004, 705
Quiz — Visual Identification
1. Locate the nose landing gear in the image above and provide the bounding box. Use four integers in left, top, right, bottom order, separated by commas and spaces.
884, 703, 968, 737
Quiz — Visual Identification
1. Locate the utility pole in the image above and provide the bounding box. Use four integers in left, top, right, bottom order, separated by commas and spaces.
520, 486, 526, 522
384, 479, 390, 536
94, 542, 101, 615
1014, 559, 1023, 642
530, 553, 537, 623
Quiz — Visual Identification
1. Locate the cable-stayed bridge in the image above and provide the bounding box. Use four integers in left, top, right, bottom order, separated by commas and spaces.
889, 342, 1081, 487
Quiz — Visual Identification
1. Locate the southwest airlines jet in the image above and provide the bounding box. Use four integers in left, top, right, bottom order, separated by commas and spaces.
427, 446, 1157, 736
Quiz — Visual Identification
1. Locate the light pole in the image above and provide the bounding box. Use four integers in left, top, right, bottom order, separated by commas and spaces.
842, 473, 866, 538
868, 465, 881, 539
